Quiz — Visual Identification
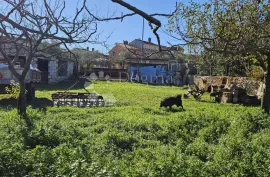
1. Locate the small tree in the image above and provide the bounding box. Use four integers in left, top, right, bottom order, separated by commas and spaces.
72, 49, 102, 71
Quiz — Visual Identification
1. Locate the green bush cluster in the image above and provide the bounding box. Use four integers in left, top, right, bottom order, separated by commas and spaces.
5, 80, 21, 99
4, 80, 27, 99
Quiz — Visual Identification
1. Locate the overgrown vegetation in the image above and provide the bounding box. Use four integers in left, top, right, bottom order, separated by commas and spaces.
168, 0, 270, 113
0, 81, 269, 176
5, 80, 27, 99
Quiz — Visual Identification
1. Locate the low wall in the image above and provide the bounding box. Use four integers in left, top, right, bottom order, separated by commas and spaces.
194, 76, 262, 96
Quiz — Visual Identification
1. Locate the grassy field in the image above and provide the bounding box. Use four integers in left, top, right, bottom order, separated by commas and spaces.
0, 81, 270, 176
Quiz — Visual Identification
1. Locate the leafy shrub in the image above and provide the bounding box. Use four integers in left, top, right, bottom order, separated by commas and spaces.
246, 66, 264, 81
5, 80, 27, 98
5, 80, 20, 98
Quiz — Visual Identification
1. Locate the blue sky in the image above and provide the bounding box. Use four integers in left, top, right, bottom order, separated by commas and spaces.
65, 0, 190, 54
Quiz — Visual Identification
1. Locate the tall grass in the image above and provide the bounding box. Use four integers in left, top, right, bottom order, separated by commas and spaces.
0, 81, 269, 176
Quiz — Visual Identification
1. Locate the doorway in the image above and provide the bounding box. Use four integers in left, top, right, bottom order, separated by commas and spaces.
37, 59, 49, 83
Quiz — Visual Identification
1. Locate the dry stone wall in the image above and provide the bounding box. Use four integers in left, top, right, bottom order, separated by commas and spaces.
194, 76, 262, 96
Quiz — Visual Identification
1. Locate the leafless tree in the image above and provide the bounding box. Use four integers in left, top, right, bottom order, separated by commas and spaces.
0, 0, 180, 126
0, 0, 99, 124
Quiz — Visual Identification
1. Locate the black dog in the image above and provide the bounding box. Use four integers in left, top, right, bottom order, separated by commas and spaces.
160, 94, 184, 110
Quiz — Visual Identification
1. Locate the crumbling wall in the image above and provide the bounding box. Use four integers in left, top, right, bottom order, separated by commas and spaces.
194, 76, 261, 96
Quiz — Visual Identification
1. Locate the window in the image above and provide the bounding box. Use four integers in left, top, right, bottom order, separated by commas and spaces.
58, 60, 68, 76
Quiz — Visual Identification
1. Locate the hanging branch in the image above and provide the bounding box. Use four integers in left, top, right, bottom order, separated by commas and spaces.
85, 0, 178, 56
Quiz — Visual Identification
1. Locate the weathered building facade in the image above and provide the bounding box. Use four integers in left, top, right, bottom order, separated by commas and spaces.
108, 38, 192, 85
31, 57, 74, 84
0, 38, 74, 84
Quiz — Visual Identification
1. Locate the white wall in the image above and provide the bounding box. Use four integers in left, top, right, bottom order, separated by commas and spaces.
32, 58, 74, 84
56, 61, 74, 83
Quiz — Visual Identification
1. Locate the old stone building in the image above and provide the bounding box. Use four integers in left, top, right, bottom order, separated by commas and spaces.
0, 37, 75, 84
31, 57, 74, 84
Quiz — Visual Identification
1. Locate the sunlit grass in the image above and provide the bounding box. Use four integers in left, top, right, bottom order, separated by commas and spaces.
0, 81, 268, 176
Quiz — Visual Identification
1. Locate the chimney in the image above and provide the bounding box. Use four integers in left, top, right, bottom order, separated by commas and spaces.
92, 48, 94, 51
86, 47, 89, 51
148, 37, 151, 43
124, 40, 128, 45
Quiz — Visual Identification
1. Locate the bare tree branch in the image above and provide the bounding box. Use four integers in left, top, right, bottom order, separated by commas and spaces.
0, 0, 102, 116
85, 0, 178, 54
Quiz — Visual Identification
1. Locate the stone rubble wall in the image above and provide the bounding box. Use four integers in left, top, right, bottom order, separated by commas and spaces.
194, 76, 262, 96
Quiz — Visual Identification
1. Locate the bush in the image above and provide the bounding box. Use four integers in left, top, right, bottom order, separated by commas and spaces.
246, 66, 264, 81
5, 80, 27, 98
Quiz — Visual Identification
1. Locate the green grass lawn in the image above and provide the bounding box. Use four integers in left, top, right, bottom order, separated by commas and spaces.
0, 81, 269, 176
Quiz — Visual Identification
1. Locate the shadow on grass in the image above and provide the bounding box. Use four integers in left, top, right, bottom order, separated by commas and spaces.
199, 99, 261, 107
35, 81, 82, 91
35, 79, 97, 91
167, 107, 185, 113
143, 107, 169, 115
199, 100, 220, 104
159, 107, 186, 113
0, 97, 53, 112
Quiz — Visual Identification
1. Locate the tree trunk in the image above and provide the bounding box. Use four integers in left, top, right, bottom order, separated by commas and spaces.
261, 55, 270, 113
18, 79, 27, 115
18, 79, 32, 127
225, 63, 230, 76
87, 61, 90, 70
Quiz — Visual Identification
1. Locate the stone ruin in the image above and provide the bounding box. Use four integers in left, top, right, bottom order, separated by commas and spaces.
194, 76, 264, 104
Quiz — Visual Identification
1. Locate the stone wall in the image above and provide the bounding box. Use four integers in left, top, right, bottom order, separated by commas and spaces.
48, 59, 58, 84
56, 61, 74, 83
49, 60, 74, 84
194, 76, 261, 96
31, 58, 74, 84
